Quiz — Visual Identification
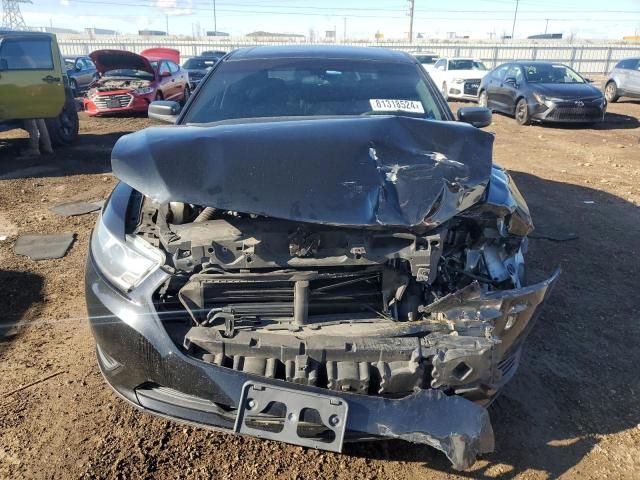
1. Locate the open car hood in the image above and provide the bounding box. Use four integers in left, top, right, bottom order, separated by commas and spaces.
90, 49, 155, 76
111, 116, 494, 228
140, 47, 180, 64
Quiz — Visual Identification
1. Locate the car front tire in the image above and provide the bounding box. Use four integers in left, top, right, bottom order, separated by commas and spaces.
515, 98, 530, 125
441, 82, 449, 101
605, 81, 619, 103
70, 79, 78, 98
46, 97, 79, 146
478, 90, 489, 108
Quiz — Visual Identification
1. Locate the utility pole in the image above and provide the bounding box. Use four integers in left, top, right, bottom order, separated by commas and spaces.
166, 14, 169, 35
212, 0, 217, 34
1, 0, 32, 30
544, 18, 549, 34
343, 17, 347, 42
510, 0, 519, 40
408, 0, 415, 42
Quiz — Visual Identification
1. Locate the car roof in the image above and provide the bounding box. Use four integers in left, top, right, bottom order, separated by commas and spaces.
0, 30, 55, 39
227, 45, 415, 64
512, 60, 566, 65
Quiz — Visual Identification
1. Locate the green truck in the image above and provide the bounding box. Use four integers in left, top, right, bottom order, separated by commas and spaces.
0, 30, 79, 145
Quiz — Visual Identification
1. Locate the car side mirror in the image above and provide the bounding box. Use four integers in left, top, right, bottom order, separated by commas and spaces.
148, 101, 181, 124
75, 65, 82, 72
503, 77, 517, 86
160, 70, 171, 77
585, 78, 594, 83
457, 107, 492, 128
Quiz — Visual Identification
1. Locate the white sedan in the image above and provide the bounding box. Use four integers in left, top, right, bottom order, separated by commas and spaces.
428, 57, 489, 101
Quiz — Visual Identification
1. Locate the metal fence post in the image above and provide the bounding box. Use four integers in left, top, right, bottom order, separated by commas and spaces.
569, 47, 576, 69
605, 47, 613, 74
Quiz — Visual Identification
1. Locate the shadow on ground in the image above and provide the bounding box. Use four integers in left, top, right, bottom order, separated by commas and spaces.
345, 171, 640, 478
0, 270, 45, 356
0, 123, 147, 179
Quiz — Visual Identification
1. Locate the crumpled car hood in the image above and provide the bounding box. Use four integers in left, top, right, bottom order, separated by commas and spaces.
111, 115, 494, 228
90, 49, 155, 76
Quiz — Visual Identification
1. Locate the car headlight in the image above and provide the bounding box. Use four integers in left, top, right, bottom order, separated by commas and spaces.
134, 86, 155, 95
533, 92, 563, 104
91, 215, 164, 292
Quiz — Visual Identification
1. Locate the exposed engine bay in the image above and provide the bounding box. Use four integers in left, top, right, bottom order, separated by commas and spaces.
107, 116, 559, 406
132, 193, 544, 400
97, 115, 559, 469
90, 77, 151, 92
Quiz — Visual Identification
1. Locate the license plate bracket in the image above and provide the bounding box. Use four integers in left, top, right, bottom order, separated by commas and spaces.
234, 381, 349, 452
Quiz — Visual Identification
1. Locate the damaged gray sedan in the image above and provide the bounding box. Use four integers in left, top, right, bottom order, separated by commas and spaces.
85, 46, 558, 470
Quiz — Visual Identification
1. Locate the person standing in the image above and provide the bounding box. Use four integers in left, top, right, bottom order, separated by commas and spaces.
20, 119, 54, 157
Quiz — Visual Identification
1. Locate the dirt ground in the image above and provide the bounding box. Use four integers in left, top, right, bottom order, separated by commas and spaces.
1, 101, 639, 480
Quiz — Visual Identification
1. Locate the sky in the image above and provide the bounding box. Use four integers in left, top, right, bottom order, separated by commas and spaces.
18, 0, 640, 40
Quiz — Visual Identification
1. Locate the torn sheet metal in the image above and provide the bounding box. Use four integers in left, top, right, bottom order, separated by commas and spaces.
49, 200, 104, 217
14, 233, 75, 260
346, 388, 494, 470
111, 116, 494, 227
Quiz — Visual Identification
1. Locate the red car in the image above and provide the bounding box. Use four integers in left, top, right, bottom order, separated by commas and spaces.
84, 48, 189, 116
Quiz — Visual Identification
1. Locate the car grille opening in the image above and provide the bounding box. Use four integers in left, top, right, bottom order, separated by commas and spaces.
463, 79, 481, 96
548, 106, 602, 121
198, 270, 384, 320
93, 93, 133, 110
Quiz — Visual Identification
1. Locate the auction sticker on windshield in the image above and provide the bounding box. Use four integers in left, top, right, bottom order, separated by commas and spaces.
369, 99, 425, 114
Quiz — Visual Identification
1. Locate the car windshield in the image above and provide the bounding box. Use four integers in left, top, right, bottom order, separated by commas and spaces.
449, 60, 487, 71
183, 58, 445, 124
64, 58, 75, 69
523, 63, 585, 84
104, 69, 154, 79
183, 58, 217, 69
415, 55, 438, 64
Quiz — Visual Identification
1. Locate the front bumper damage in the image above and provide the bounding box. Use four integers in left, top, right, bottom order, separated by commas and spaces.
86, 248, 558, 470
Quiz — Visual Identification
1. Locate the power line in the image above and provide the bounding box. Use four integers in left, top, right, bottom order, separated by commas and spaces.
62, 0, 640, 20
1, 0, 31, 30
408, 0, 415, 42
511, 0, 519, 39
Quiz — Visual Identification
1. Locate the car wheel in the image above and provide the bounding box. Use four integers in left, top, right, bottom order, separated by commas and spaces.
46, 97, 79, 146
441, 82, 449, 101
70, 79, 78, 98
515, 99, 530, 125
478, 90, 488, 108
604, 81, 619, 103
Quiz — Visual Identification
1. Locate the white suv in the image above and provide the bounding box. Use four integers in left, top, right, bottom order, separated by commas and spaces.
604, 57, 640, 102
428, 57, 489, 101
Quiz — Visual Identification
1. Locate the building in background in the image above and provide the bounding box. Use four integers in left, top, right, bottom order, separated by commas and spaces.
33, 26, 79, 34
138, 30, 167, 36
246, 31, 306, 41
206, 31, 229, 36
528, 33, 563, 40
85, 27, 118, 36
